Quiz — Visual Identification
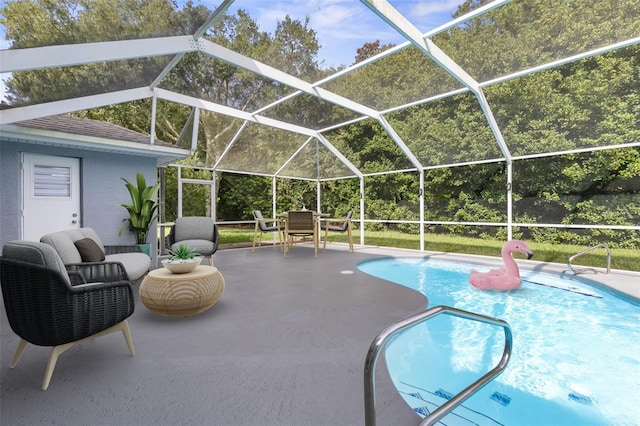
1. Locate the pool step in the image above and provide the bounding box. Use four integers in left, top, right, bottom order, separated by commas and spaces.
398, 382, 504, 426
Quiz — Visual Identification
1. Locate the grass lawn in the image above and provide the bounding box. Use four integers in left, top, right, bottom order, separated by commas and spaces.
217, 226, 640, 272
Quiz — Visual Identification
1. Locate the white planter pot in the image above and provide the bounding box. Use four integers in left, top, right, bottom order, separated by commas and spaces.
161, 257, 202, 274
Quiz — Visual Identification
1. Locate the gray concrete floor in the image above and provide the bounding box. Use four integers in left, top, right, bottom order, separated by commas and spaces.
2, 242, 638, 426
1, 243, 426, 426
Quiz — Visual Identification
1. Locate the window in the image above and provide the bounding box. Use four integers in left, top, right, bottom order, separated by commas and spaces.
33, 165, 71, 198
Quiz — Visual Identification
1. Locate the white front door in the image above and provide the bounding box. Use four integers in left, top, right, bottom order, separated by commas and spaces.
22, 153, 81, 241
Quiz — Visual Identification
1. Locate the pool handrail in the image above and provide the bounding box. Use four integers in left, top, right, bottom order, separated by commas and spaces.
364, 305, 513, 426
568, 243, 611, 274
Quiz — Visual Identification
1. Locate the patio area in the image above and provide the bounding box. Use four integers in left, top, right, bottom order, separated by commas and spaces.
1, 2, 638, 423
0, 243, 427, 426
2, 241, 638, 426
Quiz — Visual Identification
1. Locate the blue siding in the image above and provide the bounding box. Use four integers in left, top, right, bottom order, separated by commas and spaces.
0, 140, 158, 250
0, 143, 22, 243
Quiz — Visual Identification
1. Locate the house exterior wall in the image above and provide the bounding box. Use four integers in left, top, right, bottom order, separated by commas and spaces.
0, 140, 158, 251
0, 143, 22, 244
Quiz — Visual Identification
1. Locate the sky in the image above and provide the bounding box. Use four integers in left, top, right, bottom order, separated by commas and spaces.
0, 0, 460, 102
221, 0, 460, 68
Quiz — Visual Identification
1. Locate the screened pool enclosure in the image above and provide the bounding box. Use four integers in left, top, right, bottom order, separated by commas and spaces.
1, 0, 639, 250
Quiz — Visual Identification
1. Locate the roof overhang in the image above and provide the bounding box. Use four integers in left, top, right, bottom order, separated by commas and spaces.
0, 123, 191, 166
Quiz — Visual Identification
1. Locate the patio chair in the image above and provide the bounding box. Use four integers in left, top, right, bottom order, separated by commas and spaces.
321, 211, 354, 252
168, 216, 219, 265
284, 210, 318, 257
0, 240, 135, 390
252, 210, 284, 251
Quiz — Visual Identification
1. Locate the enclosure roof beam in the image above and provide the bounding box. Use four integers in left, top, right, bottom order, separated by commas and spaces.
315, 133, 364, 179
211, 121, 249, 171
0, 88, 153, 125
192, 0, 235, 40
150, 0, 234, 90
361, 0, 512, 163
275, 137, 314, 176
251, 0, 511, 121
155, 88, 317, 137
0, 36, 196, 73
361, 0, 480, 92
375, 116, 423, 171
198, 39, 380, 118
0, 86, 317, 139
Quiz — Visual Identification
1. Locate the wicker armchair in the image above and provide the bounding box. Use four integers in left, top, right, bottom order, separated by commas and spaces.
0, 241, 135, 390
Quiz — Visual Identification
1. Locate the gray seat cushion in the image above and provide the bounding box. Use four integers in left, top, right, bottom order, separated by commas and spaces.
106, 252, 150, 282
170, 240, 215, 256
40, 228, 106, 264
41, 227, 149, 282
40, 231, 84, 264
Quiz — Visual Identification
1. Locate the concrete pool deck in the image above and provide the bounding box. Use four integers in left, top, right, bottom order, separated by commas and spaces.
1, 243, 638, 426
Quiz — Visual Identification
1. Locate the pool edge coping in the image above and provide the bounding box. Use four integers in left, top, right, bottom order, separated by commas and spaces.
343, 244, 640, 304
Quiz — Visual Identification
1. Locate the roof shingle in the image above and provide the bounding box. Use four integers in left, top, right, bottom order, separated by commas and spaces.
14, 115, 174, 147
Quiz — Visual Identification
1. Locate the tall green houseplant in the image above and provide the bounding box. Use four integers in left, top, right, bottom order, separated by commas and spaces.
119, 172, 160, 246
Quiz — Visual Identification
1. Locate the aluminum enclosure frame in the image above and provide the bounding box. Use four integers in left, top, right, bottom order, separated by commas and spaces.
1, 0, 639, 250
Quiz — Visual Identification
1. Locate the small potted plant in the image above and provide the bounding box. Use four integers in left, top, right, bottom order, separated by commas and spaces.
161, 244, 202, 274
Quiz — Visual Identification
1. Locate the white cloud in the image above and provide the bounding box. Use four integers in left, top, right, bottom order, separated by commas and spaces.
409, 0, 461, 17
311, 4, 356, 29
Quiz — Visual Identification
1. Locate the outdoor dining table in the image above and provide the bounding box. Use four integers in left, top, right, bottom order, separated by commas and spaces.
278, 211, 329, 231
277, 211, 329, 228
277, 211, 329, 218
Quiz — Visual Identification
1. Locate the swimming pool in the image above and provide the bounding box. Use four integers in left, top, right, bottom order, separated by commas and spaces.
358, 257, 640, 426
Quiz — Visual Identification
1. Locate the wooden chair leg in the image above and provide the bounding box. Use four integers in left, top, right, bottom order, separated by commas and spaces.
10, 339, 29, 368
314, 228, 318, 257
40, 320, 134, 390
42, 342, 74, 390
323, 226, 329, 251
283, 233, 289, 257
252, 223, 259, 252
120, 320, 135, 356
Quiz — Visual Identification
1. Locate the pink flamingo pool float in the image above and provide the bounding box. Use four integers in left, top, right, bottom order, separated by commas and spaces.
469, 239, 533, 290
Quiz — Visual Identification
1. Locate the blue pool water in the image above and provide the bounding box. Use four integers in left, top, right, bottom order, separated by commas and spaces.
358, 258, 640, 426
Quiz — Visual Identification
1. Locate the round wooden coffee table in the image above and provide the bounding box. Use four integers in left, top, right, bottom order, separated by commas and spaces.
139, 265, 225, 317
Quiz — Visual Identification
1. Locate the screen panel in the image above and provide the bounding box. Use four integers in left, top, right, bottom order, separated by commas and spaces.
387, 92, 502, 167
435, 0, 640, 84
215, 122, 307, 175
279, 139, 356, 180
323, 118, 416, 174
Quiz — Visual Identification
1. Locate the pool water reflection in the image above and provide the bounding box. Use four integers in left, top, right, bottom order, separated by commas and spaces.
358, 258, 640, 426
